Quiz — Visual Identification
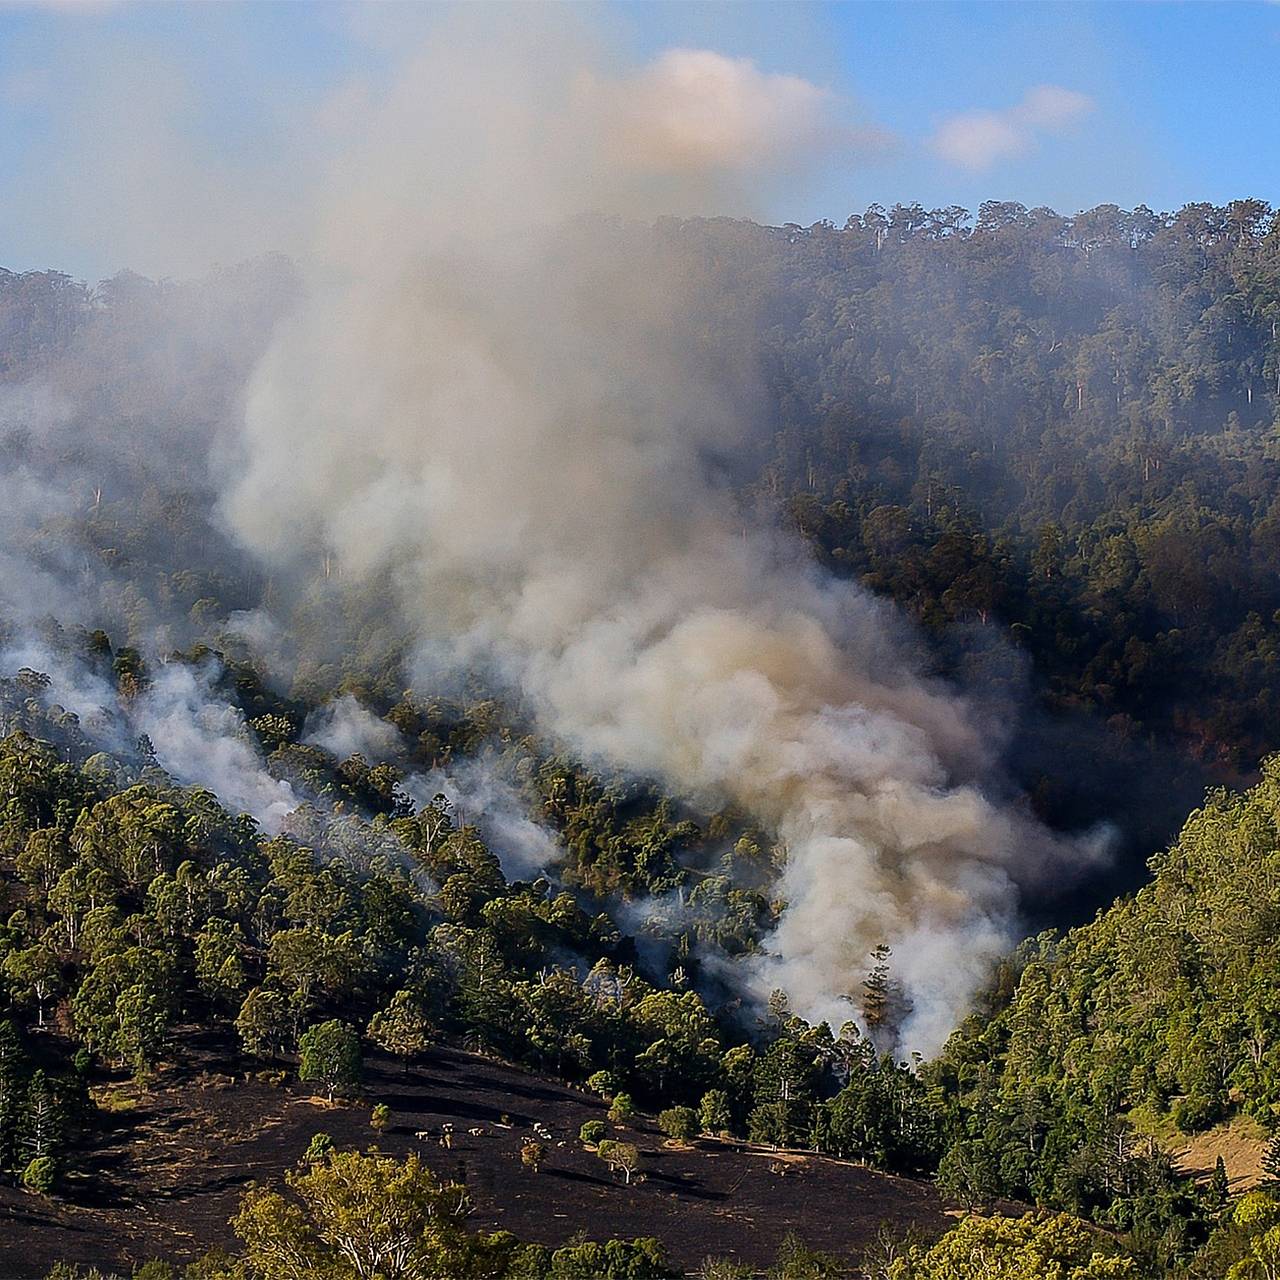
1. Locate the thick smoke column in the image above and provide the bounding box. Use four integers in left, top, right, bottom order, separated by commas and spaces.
223, 15, 1103, 1052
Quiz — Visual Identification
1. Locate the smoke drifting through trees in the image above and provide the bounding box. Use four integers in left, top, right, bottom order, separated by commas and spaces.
210, 14, 1106, 1052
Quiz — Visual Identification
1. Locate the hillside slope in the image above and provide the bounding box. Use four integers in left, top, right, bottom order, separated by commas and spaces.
930, 757, 1280, 1243
1, 1041, 950, 1277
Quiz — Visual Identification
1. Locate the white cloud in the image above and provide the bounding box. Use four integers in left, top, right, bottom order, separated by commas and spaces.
932, 111, 1029, 171
931, 83, 1095, 172
587, 47, 886, 174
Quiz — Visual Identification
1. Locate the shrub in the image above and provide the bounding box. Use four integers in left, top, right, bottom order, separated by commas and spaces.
370, 1103, 391, 1132
546, 1237, 672, 1278
23, 1156, 57, 1194
94, 1085, 137, 1114
1173, 1092, 1223, 1134
596, 1139, 641, 1185
699, 1089, 731, 1136
580, 1119, 607, 1146
697, 1261, 753, 1280
935, 1137, 1000, 1211
658, 1106, 698, 1141
587, 1070, 620, 1100
298, 1019, 361, 1102
132, 1264, 176, 1280
303, 1132, 334, 1164
520, 1138, 546, 1172
608, 1092, 635, 1124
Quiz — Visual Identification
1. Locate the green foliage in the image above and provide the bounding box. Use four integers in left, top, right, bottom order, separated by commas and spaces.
217, 1148, 675, 1279
366, 989, 431, 1066
887, 1211, 1139, 1279
237, 987, 290, 1060
925, 760, 1280, 1261
40, 1268, 122, 1280
608, 1093, 635, 1124
231, 1149, 489, 1279
1174, 1095, 1225, 1136
1189, 1190, 1280, 1278
298, 1020, 361, 1102
766, 1233, 844, 1279
22, 1154, 57, 1193
71, 945, 175, 1075
697, 1262, 754, 1280
579, 1120, 607, 1146
131, 1264, 175, 1280
596, 1139, 641, 1185
1208, 1157, 1230, 1213
586, 1069, 619, 1099
935, 1139, 1001, 1212
302, 1132, 334, 1165
193, 918, 246, 1007
3, 943, 62, 1027
1263, 1132, 1280, 1186
657, 1106, 698, 1141
699, 1089, 731, 1136
541, 1237, 672, 1279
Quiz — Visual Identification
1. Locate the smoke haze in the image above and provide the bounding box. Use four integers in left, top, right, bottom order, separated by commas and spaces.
211, 12, 1106, 1052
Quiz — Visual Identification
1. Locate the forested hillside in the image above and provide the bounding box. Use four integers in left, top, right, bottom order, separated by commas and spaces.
710, 199, 1280, 857
8, 199, 1280, 873
926, 756, 1280, 1271
4, 197, 1280, 1277
941, 756, 1280, 1145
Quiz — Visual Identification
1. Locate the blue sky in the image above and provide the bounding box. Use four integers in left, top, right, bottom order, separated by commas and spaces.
0, 1, 1276, 280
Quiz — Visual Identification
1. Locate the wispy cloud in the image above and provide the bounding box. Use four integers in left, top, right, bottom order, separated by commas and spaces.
931, 84, 1095, 172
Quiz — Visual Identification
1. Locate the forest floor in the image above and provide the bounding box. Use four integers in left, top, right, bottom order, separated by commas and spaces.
0, 1034, 952, 1277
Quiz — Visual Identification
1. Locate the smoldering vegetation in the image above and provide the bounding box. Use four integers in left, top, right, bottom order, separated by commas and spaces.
215, 18, 1114, 1054
0, 14, 1276, 1053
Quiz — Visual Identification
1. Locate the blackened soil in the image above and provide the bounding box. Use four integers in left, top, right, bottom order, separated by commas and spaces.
0, 1037, 950, 1276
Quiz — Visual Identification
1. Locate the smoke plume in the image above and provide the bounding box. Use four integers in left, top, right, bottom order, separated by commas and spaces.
0, 640, 301, 833
406, 754, 560, 884
217, 13, 1106, 1052
303, 694, 401, 764
132, 662, 298, 833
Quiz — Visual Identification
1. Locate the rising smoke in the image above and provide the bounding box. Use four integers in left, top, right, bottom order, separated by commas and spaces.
212, 12, 1107, 1052
0, 639, 300, 833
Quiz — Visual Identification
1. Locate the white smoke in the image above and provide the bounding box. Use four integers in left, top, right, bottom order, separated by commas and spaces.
306, 693, 564, 881
0, 639, 298, 831
131, 662, 298, 833
216, 14, 1105, 1053
303, 694, 400, 763
0, 636, 126, 749
406, 753, 560, 883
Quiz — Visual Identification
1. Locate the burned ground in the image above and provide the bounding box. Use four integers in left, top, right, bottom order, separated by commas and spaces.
1, 1035, 951, 1277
